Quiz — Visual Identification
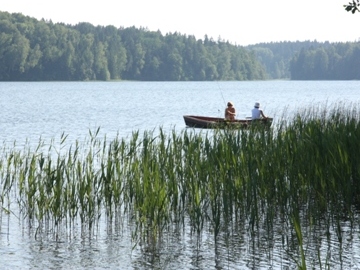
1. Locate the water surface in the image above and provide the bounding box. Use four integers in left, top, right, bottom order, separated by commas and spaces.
1, 80, 360, 269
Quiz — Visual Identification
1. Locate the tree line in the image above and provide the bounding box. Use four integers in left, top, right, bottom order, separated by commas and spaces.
1, 11, 359, 81
247, 41, 360, 80
0, 11, 266, 81
246, 41, 333, 79
289, 42, 360, 80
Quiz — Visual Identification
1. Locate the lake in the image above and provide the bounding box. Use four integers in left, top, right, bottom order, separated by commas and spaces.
1, 80, 359, 146
1, 80, 360, 269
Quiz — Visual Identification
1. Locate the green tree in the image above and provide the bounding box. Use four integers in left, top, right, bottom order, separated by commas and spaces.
0, 20, 30, 80
120, 27, 146, 80
217, 44, 232, 80
93, 40, 110, 80
75, 33, 95, 80
341, 44, 360, 79
105, 31, 127, 80
313, 48, 329, 79
141, 31, 163, 80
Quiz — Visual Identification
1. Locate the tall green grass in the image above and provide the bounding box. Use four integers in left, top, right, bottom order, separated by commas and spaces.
1, 103, 360, 267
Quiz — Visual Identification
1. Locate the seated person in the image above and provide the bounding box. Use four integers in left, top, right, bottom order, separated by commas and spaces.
251, 102, 267, 119
225, 101, 236, 120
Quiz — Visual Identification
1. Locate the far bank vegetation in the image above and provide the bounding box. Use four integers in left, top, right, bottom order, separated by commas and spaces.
1, 11, 359, 81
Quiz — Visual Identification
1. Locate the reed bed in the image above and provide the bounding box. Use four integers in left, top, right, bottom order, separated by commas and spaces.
1, 103, 360, 267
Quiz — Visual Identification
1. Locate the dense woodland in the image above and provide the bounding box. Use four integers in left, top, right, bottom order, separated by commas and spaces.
247, 41, 333, 79
250, 41, 360, 80
1, 10, 359, 81
0, 11, 266, 81
289, 42, 360, 80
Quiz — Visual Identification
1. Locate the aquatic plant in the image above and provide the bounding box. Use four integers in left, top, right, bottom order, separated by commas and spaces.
1, 102, 360, 268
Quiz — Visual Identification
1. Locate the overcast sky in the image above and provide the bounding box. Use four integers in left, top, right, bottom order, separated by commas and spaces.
2, 0, 359, 46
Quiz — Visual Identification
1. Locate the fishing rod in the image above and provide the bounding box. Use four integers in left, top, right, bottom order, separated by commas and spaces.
216, 81, 226, 118
216, 81, 240, 118
216, 81, 226, 106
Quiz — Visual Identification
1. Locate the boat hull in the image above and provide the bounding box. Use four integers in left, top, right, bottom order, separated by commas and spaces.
183, 115, 272, 129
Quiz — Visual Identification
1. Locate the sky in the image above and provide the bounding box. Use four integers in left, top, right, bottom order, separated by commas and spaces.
1, 0, 360, 46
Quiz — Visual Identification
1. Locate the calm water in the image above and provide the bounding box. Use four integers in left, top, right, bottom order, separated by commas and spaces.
1, 81, 360, 269
1, 80, 359, 146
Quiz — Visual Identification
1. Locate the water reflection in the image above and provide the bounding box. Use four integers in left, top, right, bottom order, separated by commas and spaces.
2, 197, 360, 269
2, 81, 360, 269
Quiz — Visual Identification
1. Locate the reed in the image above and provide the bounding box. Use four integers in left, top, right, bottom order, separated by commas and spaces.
1, 102, 360, 267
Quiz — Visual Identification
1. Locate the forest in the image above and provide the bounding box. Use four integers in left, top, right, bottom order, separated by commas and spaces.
0, 11, 266, 81
250, 41, 360, 80
1, 10, 359, 81
289, 42, 360, 80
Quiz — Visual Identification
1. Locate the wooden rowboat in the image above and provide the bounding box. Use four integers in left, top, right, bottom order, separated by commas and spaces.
183, 115, 273, 129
